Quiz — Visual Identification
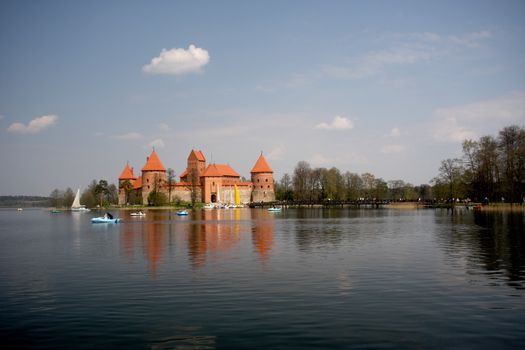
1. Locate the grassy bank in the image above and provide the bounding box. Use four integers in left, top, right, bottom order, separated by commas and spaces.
475, 203, 525, 212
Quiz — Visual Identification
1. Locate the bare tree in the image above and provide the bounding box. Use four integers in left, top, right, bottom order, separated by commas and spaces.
189, 169, 200, 207
167, 168, 175, 204
293, 161, 312, 201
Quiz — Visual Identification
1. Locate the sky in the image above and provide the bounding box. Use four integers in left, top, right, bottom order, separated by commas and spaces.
1, 0, 524, 195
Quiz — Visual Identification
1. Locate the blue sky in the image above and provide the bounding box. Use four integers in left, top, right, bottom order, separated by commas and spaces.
1, 0, 524, 195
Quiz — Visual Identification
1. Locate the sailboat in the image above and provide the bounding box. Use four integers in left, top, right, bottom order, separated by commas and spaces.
71, 189, 90, 212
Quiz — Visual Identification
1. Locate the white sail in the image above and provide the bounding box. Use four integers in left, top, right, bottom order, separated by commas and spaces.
71, 188, 90, 211
72, 189, 81, 208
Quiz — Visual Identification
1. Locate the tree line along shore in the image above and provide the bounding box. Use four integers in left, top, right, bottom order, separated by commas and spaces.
5, 125, 523, 211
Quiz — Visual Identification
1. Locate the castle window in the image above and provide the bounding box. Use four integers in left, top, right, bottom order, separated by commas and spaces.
147, 178, 149, 183
260, 185, 263, 189
268, 185, 270, 188
148, 185, 150, 190
265, 179, 268, 182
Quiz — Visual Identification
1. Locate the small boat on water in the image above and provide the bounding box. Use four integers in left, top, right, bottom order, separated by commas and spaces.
268, 207, 282, 212
71, 189, 90, 212
17, 208, 23, 211
203, 203, 215, 209
91, 217, 121, 223
176, 210, 189, 216
130, 211, 146, 217
51, 209, 61, 213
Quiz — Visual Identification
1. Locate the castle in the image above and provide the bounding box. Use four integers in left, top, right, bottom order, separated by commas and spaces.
118, 149, 275, 205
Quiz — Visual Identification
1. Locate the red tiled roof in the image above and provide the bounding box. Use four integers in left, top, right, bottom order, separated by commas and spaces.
180, 168, 189, 179
142, 150, 166, 172
133, 176, 142, 190
188, 149, 206, 162
118, 163, 136, 180
250, 154, 273, 173
202, 164, 240, 177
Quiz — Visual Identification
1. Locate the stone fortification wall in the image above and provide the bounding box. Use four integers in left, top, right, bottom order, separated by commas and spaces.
170, 186, 201, 204
239, 187, 252, 204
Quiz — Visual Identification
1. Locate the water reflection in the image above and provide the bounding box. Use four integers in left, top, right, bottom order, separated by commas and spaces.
119, 209, 275, 272
436, 211, 524, 289
251, 209, 274, 263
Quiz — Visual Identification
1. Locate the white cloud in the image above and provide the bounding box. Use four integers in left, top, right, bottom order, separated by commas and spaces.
432, 91, 525, 142
381, 144, 406, 154
7, 115, 58, 134
148, 138, 165, 149
390, 127, 401, 137
142, 44, 210, 75
115, 132, 143, 140
433, 117, 477, 142
0, 115, 4, 120
322, 30, 492, 80
315, 116, 354, 130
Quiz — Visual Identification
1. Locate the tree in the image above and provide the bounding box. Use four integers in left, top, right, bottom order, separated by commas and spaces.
293, 161, 312, 201
167, 168, 175, 204
343, 172, 362, 200
361, 173, 375, 199
50, 189, 61, 208
148, 190, 167, 206
324, 167, 344, 200
107, 184, 118, 204
433, 158, 465, 203
277, 173, 293, 201
94, 180, 109, 207
80, 190, 96, 208
373, 178, 388, 200
388, 180, 406, 201
63, 187, 75, 208
310, 167, 326, 201
498, 125, 525, 202
120, 179, 133, 205
189, 169, 200, 207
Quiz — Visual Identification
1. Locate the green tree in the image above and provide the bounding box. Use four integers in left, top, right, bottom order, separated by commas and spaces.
432, 158, 465, 204
63, 187, 75, 208
95, 180, 109, 207
80, 190, 96, 208
120, 179, 133, 205
343, 172, 362, 200
147, 191, 167, 206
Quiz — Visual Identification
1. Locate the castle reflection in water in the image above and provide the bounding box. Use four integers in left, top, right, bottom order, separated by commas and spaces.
119, 209, 274, 273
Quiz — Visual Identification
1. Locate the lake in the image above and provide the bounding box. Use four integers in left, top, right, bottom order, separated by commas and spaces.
0, 208, 524, 349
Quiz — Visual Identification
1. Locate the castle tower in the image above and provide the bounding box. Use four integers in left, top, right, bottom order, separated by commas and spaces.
180, 149, 206, 183
250, 153, 275, 202
141, 149, 167, 205
118, 163, 136, 205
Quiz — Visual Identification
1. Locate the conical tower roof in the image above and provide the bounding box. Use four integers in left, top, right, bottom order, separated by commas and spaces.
250, 153, 273, 173
118, 163, 136, 180
142, 150, 166, 172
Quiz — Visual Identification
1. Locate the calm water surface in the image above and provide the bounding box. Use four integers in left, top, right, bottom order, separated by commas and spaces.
0, 208, 524, 349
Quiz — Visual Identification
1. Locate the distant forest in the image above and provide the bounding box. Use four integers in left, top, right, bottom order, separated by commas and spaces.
0, 196, 51, 208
